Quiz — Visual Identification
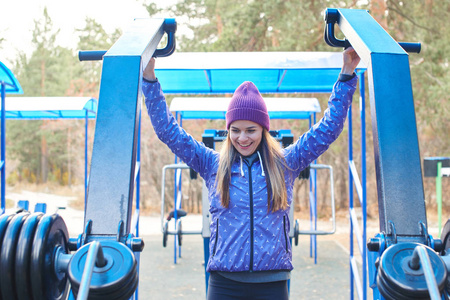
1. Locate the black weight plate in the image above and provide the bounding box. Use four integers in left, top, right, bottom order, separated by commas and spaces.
0, 213, 13, 300
74, 269, 138, 300
177, 219, 182, 246
15, 212, 43, 300
0, 213, 14, 300
441, 219, 450, 294
0, 212, 29, 300
163, 221, 168, 248
69, 241, 137, 299
377, 242, 447, 299
30, 214, 69, 300
0, 213, 14, 249
85, 263, 138, 300
440, 218, 450, 255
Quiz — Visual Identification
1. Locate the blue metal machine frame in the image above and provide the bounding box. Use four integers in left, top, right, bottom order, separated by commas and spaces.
323, 7, 447, 300
73, 18, 177, 299
83, 18, 175, 239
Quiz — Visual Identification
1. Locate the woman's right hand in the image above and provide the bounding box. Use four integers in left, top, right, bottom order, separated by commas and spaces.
341, 47, 361, 75
143, 57, 157, 81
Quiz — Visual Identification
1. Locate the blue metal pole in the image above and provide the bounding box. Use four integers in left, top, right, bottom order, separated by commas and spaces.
134, 110, 142, 300
134, 251, 140, 300
348, 103, 354, 300
360, 72, 367, 300
309, 116, 313, 258
1, 82, 5, 214
134, 110, 141, 300
85, 110, 88, 208
173, 113, 179, 264
178, 116, 182, 259
204, 238, 210, 294
336, 8, 426, 243
137, 109, 141, 237
313, 113, 317, 264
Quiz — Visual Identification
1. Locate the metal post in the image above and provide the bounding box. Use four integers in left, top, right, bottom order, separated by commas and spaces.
173, 113, 180, 264
85, 110, 88, 207
437, 162, 442, 235
360, 72, 367, 300
348, 102, 354, 300
137, 108, 141, 237
313, 113, 318, 264
308, 116, 313, 258
1, 82, 5, 214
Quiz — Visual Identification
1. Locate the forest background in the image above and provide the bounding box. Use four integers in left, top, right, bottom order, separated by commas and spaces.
1, 0, 449, 223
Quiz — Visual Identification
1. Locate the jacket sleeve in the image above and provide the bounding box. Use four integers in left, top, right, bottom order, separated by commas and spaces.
142, 80, 218, 179
284, 76, 357, 177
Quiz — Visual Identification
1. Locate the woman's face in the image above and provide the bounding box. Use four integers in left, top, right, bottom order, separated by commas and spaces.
229, 120, 263, 156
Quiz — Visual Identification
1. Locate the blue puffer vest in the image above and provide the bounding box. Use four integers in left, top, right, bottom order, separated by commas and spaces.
143, 76, 357, 273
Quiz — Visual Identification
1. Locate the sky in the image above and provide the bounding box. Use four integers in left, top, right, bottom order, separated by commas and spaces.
0, 0, 176, 67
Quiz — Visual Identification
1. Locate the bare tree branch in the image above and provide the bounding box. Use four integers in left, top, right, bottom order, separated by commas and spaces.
386, 0, 436, 33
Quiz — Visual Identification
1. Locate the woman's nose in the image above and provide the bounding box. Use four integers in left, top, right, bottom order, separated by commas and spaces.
239, 132, 248, 140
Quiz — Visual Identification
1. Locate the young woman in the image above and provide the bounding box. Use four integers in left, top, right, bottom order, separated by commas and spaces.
143, 48, 360, 300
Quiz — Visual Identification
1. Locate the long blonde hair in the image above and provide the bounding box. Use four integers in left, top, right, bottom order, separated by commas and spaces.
215, 129, 288, 212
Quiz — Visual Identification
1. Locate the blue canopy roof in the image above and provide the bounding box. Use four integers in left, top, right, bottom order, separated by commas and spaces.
155, 52, 366, 94
1, 60, 96, 119
0, 61, 23, 94
5, 97, 97, 119
170, 97, 320, 120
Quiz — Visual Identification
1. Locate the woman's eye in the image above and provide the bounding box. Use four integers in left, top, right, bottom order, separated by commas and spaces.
247, 130, 255, 133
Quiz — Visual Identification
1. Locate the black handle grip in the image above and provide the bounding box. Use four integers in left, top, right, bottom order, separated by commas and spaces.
323, 22, 351, 49
398, 42, 421, 53
78, 50, 107, 61
153, 18, 177, 57
323, 8, 352, 49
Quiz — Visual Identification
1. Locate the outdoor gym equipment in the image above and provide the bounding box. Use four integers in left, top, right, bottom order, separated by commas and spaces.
0, 62, 23, 214
293, 163, 336, 246
323, 7, 448, 300
0, 18, 177, 299
0, 212, 139, 300
160, 163, 201, 257
1, 6, 444, 299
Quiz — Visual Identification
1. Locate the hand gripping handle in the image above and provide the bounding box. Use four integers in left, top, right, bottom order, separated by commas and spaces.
323, 8, 421, 53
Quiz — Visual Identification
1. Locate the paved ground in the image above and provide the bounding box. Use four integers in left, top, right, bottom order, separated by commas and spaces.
137, 234, 362, 300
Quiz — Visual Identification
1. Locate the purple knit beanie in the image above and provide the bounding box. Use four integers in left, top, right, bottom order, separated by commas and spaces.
226, 81, 270, 131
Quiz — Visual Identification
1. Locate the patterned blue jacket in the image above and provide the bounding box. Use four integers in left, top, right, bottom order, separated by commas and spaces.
143, 76, 357, 273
